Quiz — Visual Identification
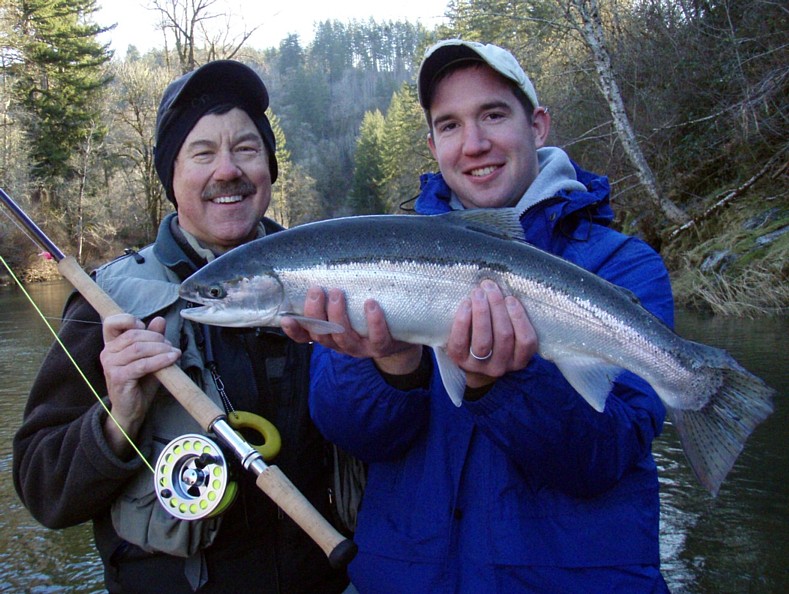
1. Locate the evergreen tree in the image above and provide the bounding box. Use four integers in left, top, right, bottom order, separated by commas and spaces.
310, 20, 352, 82
380, 83, 435, 213
9, 0, 113, 209
268, 112, 320, 227
348, 109, 386, 214
278, 33, 304, 75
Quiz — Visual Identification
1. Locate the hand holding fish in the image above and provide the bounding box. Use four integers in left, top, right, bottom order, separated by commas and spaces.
282, 287, 424, 375
446, 280, 538, 390
99, 314, 181, 457
281, 280, 536, 388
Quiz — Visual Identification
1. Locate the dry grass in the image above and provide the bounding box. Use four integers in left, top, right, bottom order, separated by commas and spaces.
676, 266, 789, 316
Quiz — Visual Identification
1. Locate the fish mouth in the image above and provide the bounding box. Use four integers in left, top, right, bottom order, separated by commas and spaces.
180, 303, 218, 321
180, 303, 260, 328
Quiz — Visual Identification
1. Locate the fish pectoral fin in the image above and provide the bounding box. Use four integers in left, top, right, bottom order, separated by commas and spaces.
434, 347, 467, 406
552, 355, 623, 412
280, 314, 344, 335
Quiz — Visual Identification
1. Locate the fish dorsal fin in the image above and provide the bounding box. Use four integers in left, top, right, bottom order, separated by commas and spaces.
613, 284, 642, 306
434, 347, 467, 406
552, 354, 624, 412
440, 208, 526, 242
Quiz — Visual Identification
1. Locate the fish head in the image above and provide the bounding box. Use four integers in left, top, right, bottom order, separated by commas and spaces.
179, 267, 285, 328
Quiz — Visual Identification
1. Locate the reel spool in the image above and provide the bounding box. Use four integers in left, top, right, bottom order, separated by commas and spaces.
154, 434, 237, 521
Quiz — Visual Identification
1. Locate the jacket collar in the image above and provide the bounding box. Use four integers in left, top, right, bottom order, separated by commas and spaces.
151, 213, 280, 282
152, 213, 205, 281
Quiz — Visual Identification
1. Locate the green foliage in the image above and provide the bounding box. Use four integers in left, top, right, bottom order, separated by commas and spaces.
8, 0, 113, 205
266, 20, 431, 218
268, 111, 321, 227
379, 84, 435, 213
278, 34, 304, 75
348, 109, 386, 214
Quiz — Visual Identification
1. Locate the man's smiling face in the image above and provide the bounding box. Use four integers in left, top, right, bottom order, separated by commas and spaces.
427, 63, 549, 209
173, 107, 272, 254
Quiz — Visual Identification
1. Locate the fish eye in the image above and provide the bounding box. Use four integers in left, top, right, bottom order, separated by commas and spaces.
206, 285, 225, 299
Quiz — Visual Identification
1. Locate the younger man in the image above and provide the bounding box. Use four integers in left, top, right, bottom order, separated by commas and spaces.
285, 40, 673, 593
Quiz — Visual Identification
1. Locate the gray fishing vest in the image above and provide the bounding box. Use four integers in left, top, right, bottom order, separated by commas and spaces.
95, 246, 224, 558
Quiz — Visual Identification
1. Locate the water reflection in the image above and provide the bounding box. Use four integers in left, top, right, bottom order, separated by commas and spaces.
0, 282, 786, 592
0, 280, 104, 593
655, 311, 789, 593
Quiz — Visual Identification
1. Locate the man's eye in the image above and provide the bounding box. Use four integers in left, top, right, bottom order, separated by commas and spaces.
236, 146, 261, 155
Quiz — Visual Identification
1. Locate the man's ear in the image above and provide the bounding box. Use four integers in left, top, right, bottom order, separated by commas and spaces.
532, 107, 551, 148
427, 132, 438, 161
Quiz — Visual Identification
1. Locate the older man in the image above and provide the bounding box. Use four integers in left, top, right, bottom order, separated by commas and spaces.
14, 61, 348, 593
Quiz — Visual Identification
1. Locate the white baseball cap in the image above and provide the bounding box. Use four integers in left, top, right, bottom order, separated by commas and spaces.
417, 39, 539, 110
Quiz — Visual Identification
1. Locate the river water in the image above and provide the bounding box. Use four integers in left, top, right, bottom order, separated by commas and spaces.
0, 279, 787, 593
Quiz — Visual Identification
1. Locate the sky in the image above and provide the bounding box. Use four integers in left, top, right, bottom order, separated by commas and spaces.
95, 0, 450, 56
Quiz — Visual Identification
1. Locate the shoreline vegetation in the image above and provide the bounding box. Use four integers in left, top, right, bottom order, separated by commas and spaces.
663, 188, 788, 317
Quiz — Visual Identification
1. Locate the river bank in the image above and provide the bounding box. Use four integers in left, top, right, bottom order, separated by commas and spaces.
662, 193, 788, 316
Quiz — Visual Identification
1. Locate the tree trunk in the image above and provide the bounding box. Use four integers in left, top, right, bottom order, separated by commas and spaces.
75, 124, 96, 266
571, 0, 690, 225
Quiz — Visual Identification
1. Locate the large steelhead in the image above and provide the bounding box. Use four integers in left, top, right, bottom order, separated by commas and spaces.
179, 209, 774, 495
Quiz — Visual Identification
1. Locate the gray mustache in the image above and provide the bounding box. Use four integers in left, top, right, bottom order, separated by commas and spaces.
202, 179, 256, 199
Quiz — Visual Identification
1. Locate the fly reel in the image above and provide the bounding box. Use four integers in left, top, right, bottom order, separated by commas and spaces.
154, 434, 238, 521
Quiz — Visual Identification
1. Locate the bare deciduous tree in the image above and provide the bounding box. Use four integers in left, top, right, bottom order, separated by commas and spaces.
447, 0, 692, 226
150, 0, 258, 72
562, 0, 689, 225
107, 59, 171, 236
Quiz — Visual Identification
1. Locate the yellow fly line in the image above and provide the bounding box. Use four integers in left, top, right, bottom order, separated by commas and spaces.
0, 252, 154, 473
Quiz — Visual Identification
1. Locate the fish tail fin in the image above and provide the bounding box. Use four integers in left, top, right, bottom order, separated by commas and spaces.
668, 365, 774, 496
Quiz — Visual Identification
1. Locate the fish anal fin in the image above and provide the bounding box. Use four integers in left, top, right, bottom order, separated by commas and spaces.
434, 347, 467, 406
552, 355, 622, 412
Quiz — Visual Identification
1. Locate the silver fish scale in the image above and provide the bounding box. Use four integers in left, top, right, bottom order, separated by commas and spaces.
279, 254, 702, 410
500, 271, 705, 408
278, 259, 487, 346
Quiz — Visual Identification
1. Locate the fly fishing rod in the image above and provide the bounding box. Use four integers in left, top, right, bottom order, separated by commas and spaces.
0, 188, 356, 568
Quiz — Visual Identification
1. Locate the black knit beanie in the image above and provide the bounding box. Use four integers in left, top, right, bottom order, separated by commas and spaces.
154, 61, 278, 205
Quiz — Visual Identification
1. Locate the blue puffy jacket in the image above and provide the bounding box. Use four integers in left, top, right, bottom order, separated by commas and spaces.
310, 156, 673, 593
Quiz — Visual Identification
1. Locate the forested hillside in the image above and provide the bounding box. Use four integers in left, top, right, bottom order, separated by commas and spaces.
0, 0, 786, 314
